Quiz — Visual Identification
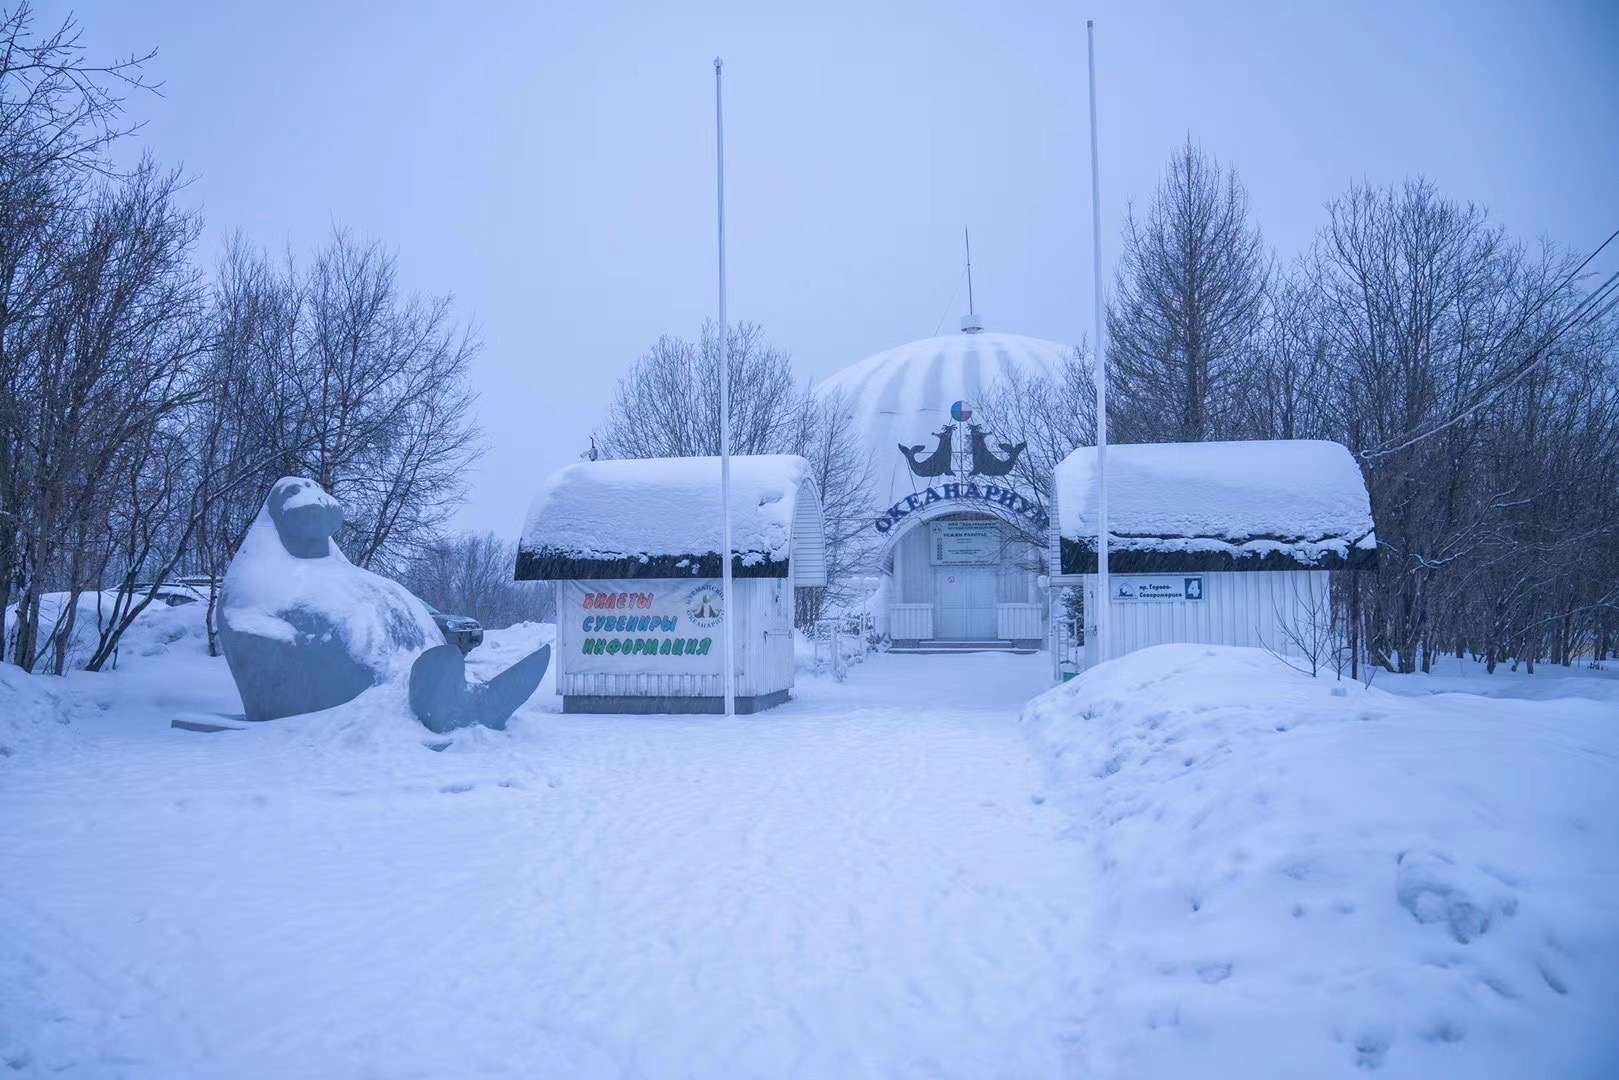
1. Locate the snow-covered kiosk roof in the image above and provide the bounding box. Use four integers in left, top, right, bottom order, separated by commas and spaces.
1053, 440, 1377, 573
517, 454, 826, 583
816, 330, 1075, 509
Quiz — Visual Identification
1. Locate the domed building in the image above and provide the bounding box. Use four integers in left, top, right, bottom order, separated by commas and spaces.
818, 313, 1074, 650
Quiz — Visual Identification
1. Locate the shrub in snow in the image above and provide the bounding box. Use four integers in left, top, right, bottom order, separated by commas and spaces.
1023, 644, 1619, 1078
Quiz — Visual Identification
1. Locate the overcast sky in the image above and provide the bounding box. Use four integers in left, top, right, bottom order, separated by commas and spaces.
62, 0, 1619, 537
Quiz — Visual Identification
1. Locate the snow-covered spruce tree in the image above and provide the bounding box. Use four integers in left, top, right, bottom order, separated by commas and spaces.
591, 321, 876, 627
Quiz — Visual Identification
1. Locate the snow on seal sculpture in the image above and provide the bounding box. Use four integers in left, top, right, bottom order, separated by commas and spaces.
220, 476, 549, 732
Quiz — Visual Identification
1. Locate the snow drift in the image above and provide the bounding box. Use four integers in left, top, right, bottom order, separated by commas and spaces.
1023, 645, 1619, 1078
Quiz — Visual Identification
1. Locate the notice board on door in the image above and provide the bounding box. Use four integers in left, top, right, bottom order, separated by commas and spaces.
930, 520, 1000, 565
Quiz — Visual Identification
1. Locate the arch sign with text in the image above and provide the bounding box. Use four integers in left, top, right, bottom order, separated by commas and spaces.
873, 402, 1048, 536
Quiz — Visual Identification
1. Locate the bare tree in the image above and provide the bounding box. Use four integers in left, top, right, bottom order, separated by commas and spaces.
0, 1, 159, 662
792, 388, 877, 624
1237, 271, 1333, 441
593, 322, 877, 626
8, 159, 207, 673
1306, 179, 1593, 672
274, 230, 482, 573
1107, 138, 1269, 442
403, 532, 555, 630
594, 321, 802, 458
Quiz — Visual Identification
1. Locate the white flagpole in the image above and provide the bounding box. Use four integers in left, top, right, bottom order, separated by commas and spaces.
1086, 20, 1110, 662
714, 57, 736, 717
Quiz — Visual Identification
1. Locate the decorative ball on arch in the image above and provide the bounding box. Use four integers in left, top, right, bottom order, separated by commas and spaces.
950, 400, 973, 423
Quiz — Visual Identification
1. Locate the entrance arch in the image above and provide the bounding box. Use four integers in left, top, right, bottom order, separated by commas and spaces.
878, 500, 1048, 648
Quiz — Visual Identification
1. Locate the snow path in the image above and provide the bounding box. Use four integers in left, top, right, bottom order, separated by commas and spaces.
2, 652, 1097, 1078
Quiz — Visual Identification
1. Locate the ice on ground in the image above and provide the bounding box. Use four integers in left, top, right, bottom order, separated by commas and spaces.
1023, 644, 1619, 1078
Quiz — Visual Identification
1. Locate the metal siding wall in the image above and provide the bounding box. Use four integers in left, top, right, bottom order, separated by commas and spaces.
895, 525, 932, 603
996, 534, 1036, 602
890, 604, 934, 639
791, 484, 827, 586
1084, 571, 1332, 663
996, 604, 1044, 639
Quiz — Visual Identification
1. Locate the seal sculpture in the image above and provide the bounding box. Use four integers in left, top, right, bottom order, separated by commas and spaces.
219, 477, 548, 731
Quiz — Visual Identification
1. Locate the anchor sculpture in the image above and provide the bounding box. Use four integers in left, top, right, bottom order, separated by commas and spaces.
968, 424, 1026, 477
899, 425, 954, 477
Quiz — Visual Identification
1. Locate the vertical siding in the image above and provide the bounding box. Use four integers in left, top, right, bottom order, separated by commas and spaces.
791, 481, 827, 586
895, 525, 932, 602
889, 605, 934, 639
995, 604, 1044, 639
1082, 571, 1333, 664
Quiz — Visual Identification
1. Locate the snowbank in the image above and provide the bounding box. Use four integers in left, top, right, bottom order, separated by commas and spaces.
1023, 645, 1619, 1077
0, 662, 77, 760
1055, 440, 1376, 569
517, 454, 819, 578
4, 591, 210, 673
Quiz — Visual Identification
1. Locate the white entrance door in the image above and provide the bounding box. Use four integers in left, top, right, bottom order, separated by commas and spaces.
933, 566, 997, 639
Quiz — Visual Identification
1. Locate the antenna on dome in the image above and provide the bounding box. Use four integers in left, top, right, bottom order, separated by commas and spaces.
960, 227, 983, 333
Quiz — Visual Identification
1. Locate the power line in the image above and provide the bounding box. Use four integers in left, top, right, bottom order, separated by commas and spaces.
931, 265, 966, 337
1364, 235, 1619, 461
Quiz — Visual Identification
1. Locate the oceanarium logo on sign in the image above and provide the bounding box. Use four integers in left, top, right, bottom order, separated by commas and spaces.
872, 481, 1049, 535
684, 585, 724, 629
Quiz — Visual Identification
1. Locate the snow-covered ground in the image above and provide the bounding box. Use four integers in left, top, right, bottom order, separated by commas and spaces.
1024, 645, 1619, 1078
1, 615, 1091, 1077
3, 607, 1617, 1078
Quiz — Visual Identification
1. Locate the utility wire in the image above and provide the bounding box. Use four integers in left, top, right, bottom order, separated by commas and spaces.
931, 265, 966, 337
1363, 225, 1619, 461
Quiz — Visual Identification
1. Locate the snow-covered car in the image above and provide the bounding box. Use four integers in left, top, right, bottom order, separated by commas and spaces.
423, 603, 483, 655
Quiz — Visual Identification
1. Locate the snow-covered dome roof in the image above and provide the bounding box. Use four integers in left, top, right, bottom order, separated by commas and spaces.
816, 330, 1076, 508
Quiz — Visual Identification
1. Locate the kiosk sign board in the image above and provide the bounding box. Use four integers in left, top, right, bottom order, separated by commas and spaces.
1110, 576, 1206, 603
930, 521, 1001, 565
564, 579, 724, 674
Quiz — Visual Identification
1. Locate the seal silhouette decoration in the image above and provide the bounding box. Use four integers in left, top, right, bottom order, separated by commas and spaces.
967, 423, 1026, 476
897, 414, 1026, 479
898, 425, 954, 478
219, 477, 548, 733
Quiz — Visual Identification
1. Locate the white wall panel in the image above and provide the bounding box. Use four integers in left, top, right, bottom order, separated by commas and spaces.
996, 603, 1044, 640
890, 604, 934, 640
1082, 571, 1332, 667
